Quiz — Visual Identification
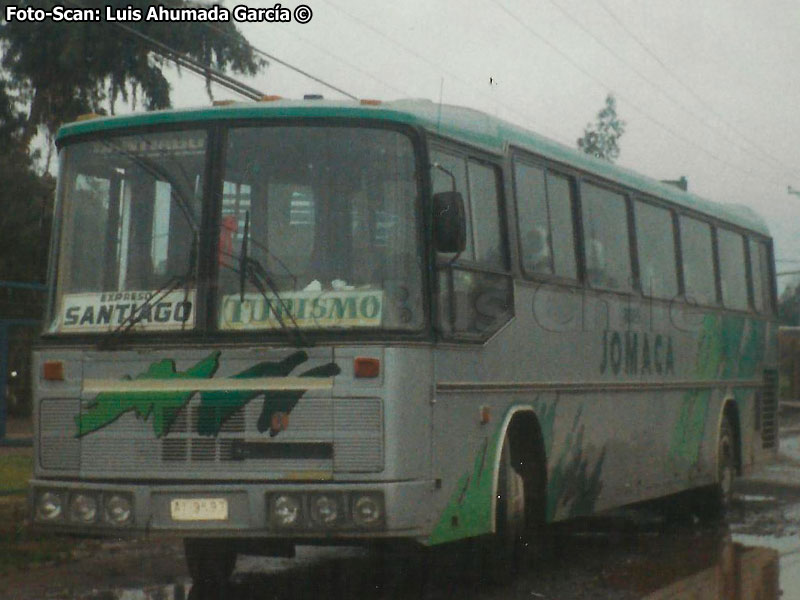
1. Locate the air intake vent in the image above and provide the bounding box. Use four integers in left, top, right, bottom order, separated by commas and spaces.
762, 369, 778, 449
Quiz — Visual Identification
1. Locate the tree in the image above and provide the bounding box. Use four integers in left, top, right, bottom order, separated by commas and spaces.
1, 0, 265, 151
0, 1, 266, 286
0, 78, 54, 285
577, 93, 626, 162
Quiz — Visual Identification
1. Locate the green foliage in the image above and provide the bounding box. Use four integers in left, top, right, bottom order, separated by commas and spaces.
1, 0, 265, 146
0, 2, 265, 295
0, 450, 31, 495
779, 283, 800, 326
0, 80, 54, 285
577, 93, 626, 162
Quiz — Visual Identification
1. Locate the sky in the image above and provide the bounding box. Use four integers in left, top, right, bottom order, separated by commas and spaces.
147, 0, 800, 291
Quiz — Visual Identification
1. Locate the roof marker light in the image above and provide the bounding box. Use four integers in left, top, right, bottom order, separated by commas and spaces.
213, 100, 236, 106
75, 113, 102, 122
259, 95, 283, 102
360, 99, 382, 106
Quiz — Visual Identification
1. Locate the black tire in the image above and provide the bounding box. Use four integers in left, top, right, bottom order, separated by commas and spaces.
693, 416, 736, 521
478, 436, 527, 584
184, 538, 237, 585
714, 416, 736, 513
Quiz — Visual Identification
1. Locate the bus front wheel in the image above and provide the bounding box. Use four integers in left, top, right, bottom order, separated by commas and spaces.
184, 538, 237, 585
480, 436, 527, 583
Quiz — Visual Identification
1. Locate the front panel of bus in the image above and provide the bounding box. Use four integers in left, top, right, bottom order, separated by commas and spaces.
31, 121, 437, 540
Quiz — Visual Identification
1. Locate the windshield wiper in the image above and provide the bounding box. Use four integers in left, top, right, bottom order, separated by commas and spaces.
234, 211, 312, 348
98, 233, 198, 349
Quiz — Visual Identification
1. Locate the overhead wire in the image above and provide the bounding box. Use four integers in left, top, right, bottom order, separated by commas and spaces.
192, 20, 359, 100
546, 0, 800, 182
199, 19, 412, 98
317, 0, 566, 136
486, 0, 790, 189
593, 0, 800, 180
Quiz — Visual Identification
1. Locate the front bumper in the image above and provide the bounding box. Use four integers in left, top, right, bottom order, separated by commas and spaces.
29, 478, 432, 541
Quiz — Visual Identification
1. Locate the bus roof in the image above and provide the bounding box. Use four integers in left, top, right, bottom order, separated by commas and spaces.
57, 98, 770, 236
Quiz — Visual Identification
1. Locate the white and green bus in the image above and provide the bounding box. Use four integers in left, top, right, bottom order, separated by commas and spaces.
31, 98, 778, 581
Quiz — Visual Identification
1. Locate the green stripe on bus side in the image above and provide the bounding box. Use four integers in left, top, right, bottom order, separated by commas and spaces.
669, 315, 767, 470
427, 420, 504, 546
427, 399, 605, 545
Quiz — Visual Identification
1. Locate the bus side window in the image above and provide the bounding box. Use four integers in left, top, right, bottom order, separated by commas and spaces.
718, 228, 748, 311
434, 150, 512, 339
513, 162, 552, 275
547, 174, 578, 279
679, 216, 717, 305
634, 200, 678, 299
467, 160, 507, 270
580, 183, 633, 292
749, 238, 772, 313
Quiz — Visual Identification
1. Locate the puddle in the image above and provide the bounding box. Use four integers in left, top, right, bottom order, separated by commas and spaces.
25, 518, 800, 599
74, 582, 191, 600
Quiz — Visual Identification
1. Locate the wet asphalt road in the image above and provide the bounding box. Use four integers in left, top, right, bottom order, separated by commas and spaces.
5, 484, 800, 600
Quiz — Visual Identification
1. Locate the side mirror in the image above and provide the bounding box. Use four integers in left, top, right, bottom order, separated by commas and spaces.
433, 191, 466, 254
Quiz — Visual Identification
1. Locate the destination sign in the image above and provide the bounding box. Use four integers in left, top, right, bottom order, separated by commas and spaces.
55, 290, 195, 332
220, 290, 384, 330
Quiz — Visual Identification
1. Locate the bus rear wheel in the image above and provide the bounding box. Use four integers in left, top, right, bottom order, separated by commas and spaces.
184, 538, 237, 585
714, 416, 736, 512
692, 416, 736, 521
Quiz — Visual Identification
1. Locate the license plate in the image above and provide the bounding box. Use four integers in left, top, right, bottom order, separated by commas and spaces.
170, 498, 228, 521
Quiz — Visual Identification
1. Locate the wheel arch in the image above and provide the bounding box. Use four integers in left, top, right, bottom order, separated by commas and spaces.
490, 406, 548, 532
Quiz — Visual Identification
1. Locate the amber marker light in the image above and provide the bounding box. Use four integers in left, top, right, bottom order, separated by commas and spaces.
43, 361, 65, 381
359, 99, 382, 106
259, 95, 283, 102
354, 357, 380, 378
212, 99, 236, 106
75, 113, 102, 122
480, 406, 491, 424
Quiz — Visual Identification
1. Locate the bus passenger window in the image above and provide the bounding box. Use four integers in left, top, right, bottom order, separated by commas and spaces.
718, 229, 748, 310
679, 216, 717, 305
468, 161, 506, 269
514, 162, 552, 274
547, 174, 578, 279
635, 201, 678, 299
749, 238, 772, 313
581, 184, 632, 292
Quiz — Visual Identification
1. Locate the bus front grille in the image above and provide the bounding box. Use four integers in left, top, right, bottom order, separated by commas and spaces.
39, 397, 383, 475
761, 369, 778, 449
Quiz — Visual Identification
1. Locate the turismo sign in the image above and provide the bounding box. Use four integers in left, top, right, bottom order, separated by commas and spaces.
220, 290, 383, 330
55, 290, 195, 332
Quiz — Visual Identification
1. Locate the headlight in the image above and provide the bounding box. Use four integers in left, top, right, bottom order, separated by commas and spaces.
69, 493, 99, 523
104, 494, 133, 526
36, 491, 64, 521
309, 494, 340, 527
352, 494, 383, 528
271, 494, 302, 528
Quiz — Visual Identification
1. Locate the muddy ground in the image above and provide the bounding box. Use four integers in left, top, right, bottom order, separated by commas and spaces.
3, 422, 800, 599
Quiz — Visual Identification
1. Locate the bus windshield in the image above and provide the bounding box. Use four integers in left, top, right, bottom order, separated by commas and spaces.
216, 126, 422, 333
48, 124, 423, 335
49, 129, 206, 334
